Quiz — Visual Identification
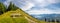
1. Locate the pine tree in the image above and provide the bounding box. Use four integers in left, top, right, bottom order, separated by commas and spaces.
7, 2, 19, 11
0, 2, 6, 15
12, 3, 19, 10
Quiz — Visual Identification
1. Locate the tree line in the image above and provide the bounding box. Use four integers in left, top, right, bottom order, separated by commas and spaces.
0, 2, 19, 15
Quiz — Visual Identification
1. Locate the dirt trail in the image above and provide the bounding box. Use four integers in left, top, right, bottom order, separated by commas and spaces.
25, 16, 37, 23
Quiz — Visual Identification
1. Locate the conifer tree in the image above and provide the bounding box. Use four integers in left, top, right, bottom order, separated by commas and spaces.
0, 2, 6, 15
7, 2, 19, 11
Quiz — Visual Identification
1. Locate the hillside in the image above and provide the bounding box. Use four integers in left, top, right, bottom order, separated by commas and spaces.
0, 2, 48, 23
0, 9, 28, 23
0, 9, 48, 23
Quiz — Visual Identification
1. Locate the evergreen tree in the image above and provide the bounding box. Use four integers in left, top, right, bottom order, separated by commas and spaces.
12, 3, 19, 10
0, 2, 6, 15
7, 2, 19, 11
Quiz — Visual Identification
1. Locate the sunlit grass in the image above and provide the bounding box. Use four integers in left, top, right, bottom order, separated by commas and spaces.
0, 17, 28, 23
0, 9, 28, 23
0, 9, 48, 23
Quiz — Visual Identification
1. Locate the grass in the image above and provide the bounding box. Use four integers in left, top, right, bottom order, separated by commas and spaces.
0, 9, 49, 23
0, 9, 28, 23
0, 17, 28, 23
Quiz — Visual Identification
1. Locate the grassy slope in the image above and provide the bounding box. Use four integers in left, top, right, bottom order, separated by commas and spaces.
0, 9, 28, 23
0, 9, 48, 23
16, 9, 47, 23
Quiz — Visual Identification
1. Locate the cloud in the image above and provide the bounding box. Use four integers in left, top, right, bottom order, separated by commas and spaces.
26, 0, 60, 14
26, 9, 52, 14
26, 9, 60, 15
3, 0, 60, 14
45, 3, 60, 11
47, 0, 60, 4
4, 0, 60, 9
22, 2, 34, 10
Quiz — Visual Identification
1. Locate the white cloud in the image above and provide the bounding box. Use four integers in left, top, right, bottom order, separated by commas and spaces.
32, 0, 50, 8
26, 9, 60, 14
47, 0, 60, 4
22, 2, 35, 10
25, 0, 60, 14
4, 0, 60, 9
3, 0, 60, 14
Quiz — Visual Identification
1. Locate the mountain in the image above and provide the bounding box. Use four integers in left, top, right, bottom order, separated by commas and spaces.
31, 14, 60, 20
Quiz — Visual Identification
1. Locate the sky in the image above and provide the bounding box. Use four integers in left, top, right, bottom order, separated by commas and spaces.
0, 0, 60, 15
0, 0, 6, 2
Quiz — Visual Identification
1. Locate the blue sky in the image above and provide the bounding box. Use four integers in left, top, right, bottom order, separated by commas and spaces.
0, 0, 6, 2
0, 0, 60, 15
